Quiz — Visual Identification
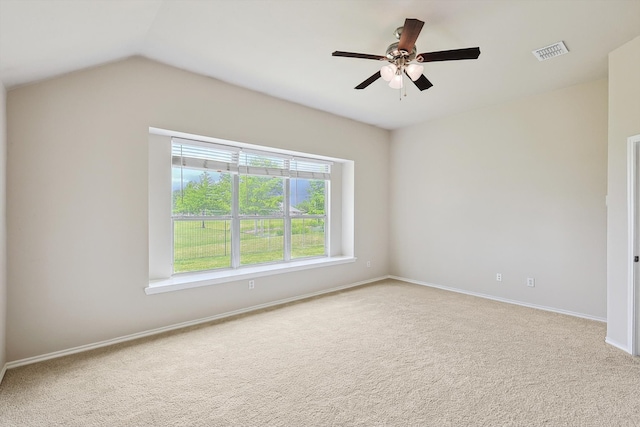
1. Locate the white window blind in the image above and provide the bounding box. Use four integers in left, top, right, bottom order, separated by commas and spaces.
291, 157, 331, 180
239, 150, 290, 177
172, 138, 332, 179
172, 138, 240, 173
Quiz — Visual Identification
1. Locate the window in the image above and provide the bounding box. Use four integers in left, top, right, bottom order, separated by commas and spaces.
171, 138, 331, 274
148, 129, 355, 294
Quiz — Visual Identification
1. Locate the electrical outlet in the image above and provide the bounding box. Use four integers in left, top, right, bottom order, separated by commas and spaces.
496, 273, 502, 282
367, 261, 371, 268
527, 278, 535, 287
248, 280, 255, 289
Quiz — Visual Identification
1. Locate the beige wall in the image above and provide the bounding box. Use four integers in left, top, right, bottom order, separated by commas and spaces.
390, 79, 608, 318
0, 84, 6, 377
606, 36, 640, 350
6, 57, 390, 361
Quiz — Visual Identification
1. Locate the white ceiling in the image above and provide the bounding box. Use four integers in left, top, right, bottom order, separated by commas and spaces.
1, 0, 639, 130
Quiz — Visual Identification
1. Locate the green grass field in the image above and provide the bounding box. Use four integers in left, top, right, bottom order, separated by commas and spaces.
173, 218, 325, 273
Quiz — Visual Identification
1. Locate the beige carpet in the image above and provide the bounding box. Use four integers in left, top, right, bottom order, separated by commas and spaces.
1, 279, 639, 426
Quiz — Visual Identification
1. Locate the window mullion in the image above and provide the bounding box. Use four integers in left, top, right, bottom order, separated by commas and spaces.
324, 180, 329, 256
284, 178, 291, 261
231, 173, 240, 268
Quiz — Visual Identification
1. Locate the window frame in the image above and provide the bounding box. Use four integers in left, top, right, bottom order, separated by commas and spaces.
170, 138, 331, 275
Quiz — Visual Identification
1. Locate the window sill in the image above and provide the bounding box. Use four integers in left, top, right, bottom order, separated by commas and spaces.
145, 256, 357, 295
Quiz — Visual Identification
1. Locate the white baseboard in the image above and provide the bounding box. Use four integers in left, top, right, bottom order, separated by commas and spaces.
605, 336, 630, 354
389, 275, 607, 323
4, 274, 615, 371
5, 276, 388, 370
0, 363, 7, 385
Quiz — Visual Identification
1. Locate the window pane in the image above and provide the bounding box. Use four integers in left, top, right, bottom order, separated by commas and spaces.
173, 219, 231, 273
291, 179, 325, 215
172, 168, 231, 216
239, 175, 284, 216
291, 218, 325, 259
240, 219, 284, 265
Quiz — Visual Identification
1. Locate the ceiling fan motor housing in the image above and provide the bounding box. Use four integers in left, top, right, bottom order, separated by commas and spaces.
385, 42, 417, 62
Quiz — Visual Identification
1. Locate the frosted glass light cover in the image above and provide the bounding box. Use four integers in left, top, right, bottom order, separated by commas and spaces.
380, 64, 397, 82
389, 74, 403, 89
406, 64, 424, 81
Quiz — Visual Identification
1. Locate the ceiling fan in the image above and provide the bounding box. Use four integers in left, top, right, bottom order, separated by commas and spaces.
332, 18, 480, 94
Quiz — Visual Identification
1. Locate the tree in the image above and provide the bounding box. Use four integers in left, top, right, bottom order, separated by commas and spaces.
295, 180, 325, 215
239, 175, 283, 215
173, 172, 232, 226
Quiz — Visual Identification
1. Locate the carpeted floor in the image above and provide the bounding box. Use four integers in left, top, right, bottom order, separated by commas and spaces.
1, 279, 639, 426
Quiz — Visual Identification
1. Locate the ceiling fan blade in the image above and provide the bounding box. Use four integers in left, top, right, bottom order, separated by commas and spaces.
405, 71, 433, 91
417, 47, 481, 62
355, 71, 382, 89
398, 18, 424, 52
332, 51, 387, 61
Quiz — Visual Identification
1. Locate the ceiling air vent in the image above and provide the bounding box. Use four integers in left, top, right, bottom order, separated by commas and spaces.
532, 41, 569, 61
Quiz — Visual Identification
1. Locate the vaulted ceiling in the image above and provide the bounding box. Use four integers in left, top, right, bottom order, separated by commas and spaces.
1, 0, 639, 129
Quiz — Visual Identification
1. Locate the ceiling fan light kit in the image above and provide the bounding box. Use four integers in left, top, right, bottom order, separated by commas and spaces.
405, 64, 425, 81
380, 63, 398, 81
380, 62, 424, 91
389, 74, 404, 89
332, 18, 481, 97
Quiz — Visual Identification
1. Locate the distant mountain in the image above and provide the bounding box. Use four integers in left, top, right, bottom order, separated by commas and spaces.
172, 168, 312, 206
290, 179, 310, 206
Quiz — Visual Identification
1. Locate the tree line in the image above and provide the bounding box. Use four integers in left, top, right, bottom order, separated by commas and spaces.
172, 171, 325, 217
